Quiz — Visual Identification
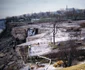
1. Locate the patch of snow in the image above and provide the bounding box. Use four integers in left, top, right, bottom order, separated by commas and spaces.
29, 44, 51, 56
20, 65, 30, 70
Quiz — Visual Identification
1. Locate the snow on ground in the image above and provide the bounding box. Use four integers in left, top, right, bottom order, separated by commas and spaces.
18, 27, 85, 56
17, 28, 71, 56
19, 22, 84, 70
18, 28, 70, 46
29, 44, 51, 56
20, 65, 29, 70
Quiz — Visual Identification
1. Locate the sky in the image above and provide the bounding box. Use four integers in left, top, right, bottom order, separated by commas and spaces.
0, 0, 85, 19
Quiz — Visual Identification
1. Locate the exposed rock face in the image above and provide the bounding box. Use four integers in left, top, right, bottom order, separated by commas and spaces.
0, 48, 25, 70
0, 22, 26, 70
11, 27, 27, 40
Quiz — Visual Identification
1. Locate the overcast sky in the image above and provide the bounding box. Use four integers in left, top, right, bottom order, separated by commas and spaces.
0, 0, 85, 19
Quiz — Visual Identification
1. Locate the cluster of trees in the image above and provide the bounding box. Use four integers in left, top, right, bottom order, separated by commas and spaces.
65, 8, 85, 20
6, 8, 85, 23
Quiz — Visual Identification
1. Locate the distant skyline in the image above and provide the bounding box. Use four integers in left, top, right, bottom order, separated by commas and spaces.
0, 0, 85, 19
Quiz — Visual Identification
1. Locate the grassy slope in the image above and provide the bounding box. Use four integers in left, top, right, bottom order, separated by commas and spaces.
61, 64, 85, 70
